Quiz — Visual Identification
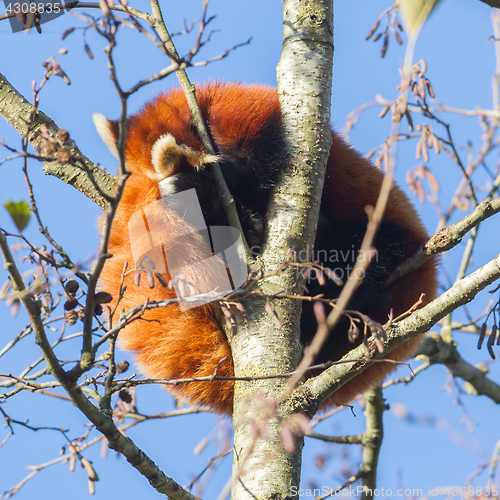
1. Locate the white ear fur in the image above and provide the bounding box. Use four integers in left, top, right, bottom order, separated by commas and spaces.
93, 112, 119, 159
151, 134, 179, 177
151, 134, 218, 180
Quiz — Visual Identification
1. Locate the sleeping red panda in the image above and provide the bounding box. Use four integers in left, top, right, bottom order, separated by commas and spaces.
95, 82, 437, 414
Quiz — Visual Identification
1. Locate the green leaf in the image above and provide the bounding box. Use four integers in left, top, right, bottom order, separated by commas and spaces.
399, 0, 442, 35
4, 199, 31, 232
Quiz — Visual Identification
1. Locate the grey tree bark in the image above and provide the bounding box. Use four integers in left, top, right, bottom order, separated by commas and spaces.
229, 1, 334, 498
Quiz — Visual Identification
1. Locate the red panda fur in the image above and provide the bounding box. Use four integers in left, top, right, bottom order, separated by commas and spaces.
96, 82, 437, 414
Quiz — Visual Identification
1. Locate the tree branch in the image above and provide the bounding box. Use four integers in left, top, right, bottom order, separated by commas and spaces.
303, 253, 500, 408
360, 387, 386, 498
148, 0, 253, 263
418, 334, 500, 403
0, 2, 150, 22
388, 197, 500, 285
0, 72, 115, 208
0, 229, 201, 500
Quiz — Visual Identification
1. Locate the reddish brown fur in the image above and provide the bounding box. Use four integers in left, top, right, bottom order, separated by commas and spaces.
98, 82, 437, 414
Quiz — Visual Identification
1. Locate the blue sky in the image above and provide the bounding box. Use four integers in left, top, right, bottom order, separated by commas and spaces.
1, 1, 499, 499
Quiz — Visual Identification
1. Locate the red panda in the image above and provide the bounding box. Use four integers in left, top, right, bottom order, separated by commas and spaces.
95, 82, 437, 414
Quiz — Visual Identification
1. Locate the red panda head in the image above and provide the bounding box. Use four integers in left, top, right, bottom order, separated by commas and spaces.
93, 113, 218, 186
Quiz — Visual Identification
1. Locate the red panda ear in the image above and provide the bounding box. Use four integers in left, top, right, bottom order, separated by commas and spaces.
93, 113, 119, 159
151, 134, 218, 181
